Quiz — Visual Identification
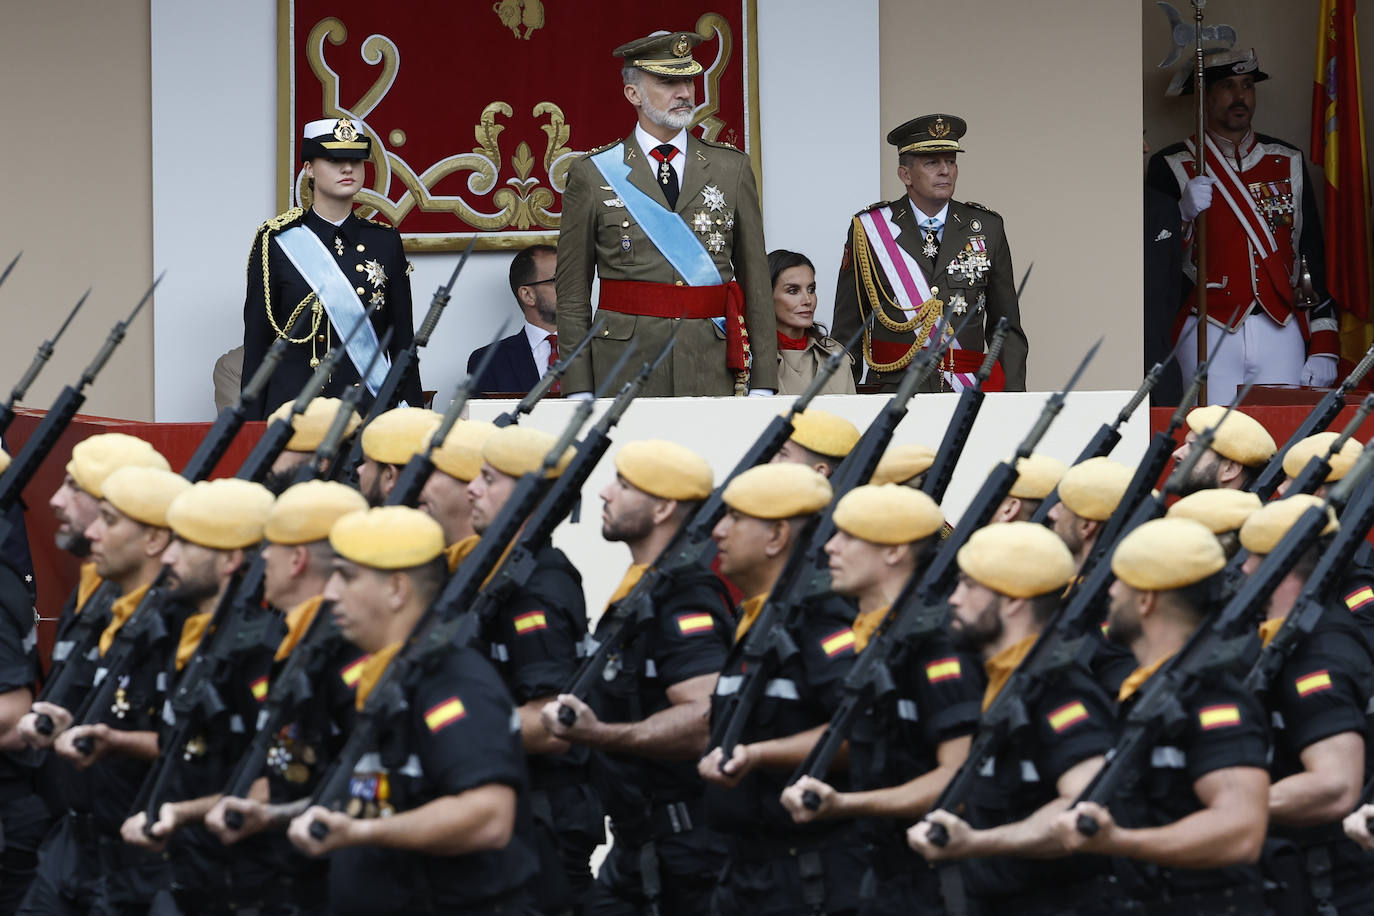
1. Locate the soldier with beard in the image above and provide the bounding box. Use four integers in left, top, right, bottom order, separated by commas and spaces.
355, 406, 440, 506
1169, 405, 1277, 496
261, 397, 361, 495
416, 418, 496, 571
1045, 458, 1134, 575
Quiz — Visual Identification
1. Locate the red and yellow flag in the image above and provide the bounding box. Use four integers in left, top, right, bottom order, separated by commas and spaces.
1312, 0, 1374, 361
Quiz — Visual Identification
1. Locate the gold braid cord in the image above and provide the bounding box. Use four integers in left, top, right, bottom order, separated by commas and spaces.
850, 216, 942, 373
259, 226, 326, 364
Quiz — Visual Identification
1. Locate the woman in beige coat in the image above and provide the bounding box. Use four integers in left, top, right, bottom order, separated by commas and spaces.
770, 250, 856, 396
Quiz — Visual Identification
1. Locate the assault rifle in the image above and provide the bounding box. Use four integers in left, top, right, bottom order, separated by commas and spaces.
493, 316, 607, 428
285, 328, 393, 488
1281, 393, 1374, 499
919, 318, 1009, 503
0, 289, 88, 439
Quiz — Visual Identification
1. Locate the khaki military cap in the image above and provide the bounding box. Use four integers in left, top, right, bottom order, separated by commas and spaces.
1058, 457, 1133, 522
483, 426, 574, 479
888, 114, 967, 155
101, 467, 190, 529
834, 484, 943, 545
1239, 494, 1338, 555
268, 398, 360, 453
870, 444, 936, 486
615, 440, 713, 501
1165, 488, 1262, 534
1010, 454, 1068, 500
265, 480, 369, 545
1112, 518, 1225, 590
67, 433, 170, 499
789, 409, 861, 459
957, 521, 1075, 598
167, 479, 274, 550
1185, 406, 1276, 468
613, 30, 704, 77
361, 407, 442, 466
330, 506, 444, 570
722, 463, 831, 519
1281, 432, 1361, 483
430, 419, 497, 483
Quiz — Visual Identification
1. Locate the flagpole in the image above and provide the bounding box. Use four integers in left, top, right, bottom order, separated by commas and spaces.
1194, 0, 1210, 406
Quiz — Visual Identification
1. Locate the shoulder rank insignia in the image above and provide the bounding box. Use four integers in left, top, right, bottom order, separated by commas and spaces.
261, 207, 305, 234
853, 201, 886, 218
366, 216, 395, 229
585, 140, 621, 156
963, 201, 1002, 218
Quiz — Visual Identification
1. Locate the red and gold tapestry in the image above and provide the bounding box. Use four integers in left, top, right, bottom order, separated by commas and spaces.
277, 0, 760, 251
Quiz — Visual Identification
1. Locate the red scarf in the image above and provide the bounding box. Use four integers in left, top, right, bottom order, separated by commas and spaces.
777, 332, 808, 351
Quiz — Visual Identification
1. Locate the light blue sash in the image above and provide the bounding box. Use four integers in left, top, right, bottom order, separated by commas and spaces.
274, 225, 390, 394
590, 145, 722, 287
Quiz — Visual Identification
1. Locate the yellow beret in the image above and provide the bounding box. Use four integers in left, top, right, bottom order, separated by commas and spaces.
167, 479, 275, 550
100, 467, 191, 528
834, 484, 943, 544
264, 480, 369, 545
1239, 494, 1339, 555
0, 448, 9, 476
482, 426, 574, 479
1010, 454, 1068, 500
67, 433, 170, 499
1112, 518, 1225, 590
789, 409, 861, 458
1057, 457, 1133, 522
722, 463, 832, 519
1281, 432, 1361, 483
268, 397, 360, 452
870, 444, 936, 486
1165, 488, 1262, 534
1185, 406, 1277, 467
430, 419, 497, 483
957, 521, 1076, 598
360, 407, 442, 466
330, 506, 444, 569
615, 440, 714, 501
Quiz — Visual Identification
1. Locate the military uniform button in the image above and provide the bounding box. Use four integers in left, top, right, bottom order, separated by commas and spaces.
356, 286, 366, 295
357, 244, 366, 252
355, 264, 364, 271
675, 280, 684, 287
317, 334, 326, 343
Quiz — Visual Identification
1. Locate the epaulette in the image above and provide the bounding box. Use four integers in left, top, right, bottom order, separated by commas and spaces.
853, 201, 886, 217
259, 207, 305, 235
366, 215, 397, 230
583, 139, 622, 157
698, 136, 744, 153
963, 201, 1002, 218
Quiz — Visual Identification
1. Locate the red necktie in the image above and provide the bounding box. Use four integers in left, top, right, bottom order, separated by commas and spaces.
546, 333, 560, 393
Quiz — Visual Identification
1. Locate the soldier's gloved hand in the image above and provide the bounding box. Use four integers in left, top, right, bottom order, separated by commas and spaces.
565, 391, 594, 402
746, 388, 775, 397
1301, 353, 1338, 387
1342, 804, 1374, 851
1180, 175, 1215, 222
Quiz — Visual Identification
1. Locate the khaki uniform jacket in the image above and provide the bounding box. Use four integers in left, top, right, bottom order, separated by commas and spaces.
776, 334, 856, 397
833, 197, 1027, 391
555, 132, 778, 397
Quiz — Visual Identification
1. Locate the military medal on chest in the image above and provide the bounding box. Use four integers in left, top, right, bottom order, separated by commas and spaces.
922, 230, 939, 260
691, 186, 731, 254
1248, 179, 1295, 230
333, 236, 344, 257
111, 675, 132, 720
950, 237, 991, 284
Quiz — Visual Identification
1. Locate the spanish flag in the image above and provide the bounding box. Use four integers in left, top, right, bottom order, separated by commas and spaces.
250, 675, 270, 702
675, 613, 714, 636
1345, 585, 1374, 613
1047, 701, 1089, 733
1296, 669, 1334, 697
424, 697, 467, 733
340, 655, 367, 688
820, 628, 857, 658
925, 657, 962, 684
513, 610, 549, 635
1198, 704, 1241, 731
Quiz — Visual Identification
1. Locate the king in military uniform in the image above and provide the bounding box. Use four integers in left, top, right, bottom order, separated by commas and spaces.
240, 117, 421, 420
833, 114, 1028, 392
556, 30, 778, 398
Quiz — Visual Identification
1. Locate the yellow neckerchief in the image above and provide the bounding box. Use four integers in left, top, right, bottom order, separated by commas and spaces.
354, 642, 403, 710
275, 595, 325, 662
851, 604, 891, 653
982, 634, 1037, 712
1118, 652, 1175, 702
445, 535, 480, 574
606, 563, 648, 613
734, 593, 769, 642
97, 582, 151, 657
75, 563, 102, 613
1258, 616, 1285, 648
176, 612, 213, 671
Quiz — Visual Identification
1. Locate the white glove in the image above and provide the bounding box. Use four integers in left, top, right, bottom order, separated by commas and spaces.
1179, 176, 1215, 222
565, 391, 594, 402
747, 388, 775, 397
1301, 353, 1339, 388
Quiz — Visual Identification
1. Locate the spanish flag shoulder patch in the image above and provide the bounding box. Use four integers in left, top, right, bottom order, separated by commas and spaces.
925, 657, 962, 684
1047, 700, 1089, 733
424, 697, 467, 732
513, 610, 549, 635
1346, 586, 1374, 613
676, 613, 715, 636
820, 628, 857, 658
340, 655, 367, 688
1198, 704, 1241, 730
250, 675, 269, 702
1295, 669, 1334, 698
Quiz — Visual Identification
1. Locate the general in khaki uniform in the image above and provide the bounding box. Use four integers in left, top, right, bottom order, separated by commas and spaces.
833, 115, 1028, 392
556, 31, 778, 397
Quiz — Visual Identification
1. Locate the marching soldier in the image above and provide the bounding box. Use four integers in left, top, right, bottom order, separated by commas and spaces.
262, 397, 361, 494
1274, 431, 1361, 499
780, 485, 981, 914
556, 30, 779, 398
539, 440, 734, 915
1045, 457, 1134, 573
1164, 488, 1261, 559
772, 409, 861, 479
416, 418, 497, 570
869, 443, 936, 490
908, 523, 1121, 915
1055, 518, 1271, 913
1170, 405, 1277, 496
833, 114, 1028, 392
697, 463, 867, 916
992, 454, 1067, 523
465, 426, 603, 913
241, 116, 421, 420
355, 406, 440, 506
285, 506, 538, 915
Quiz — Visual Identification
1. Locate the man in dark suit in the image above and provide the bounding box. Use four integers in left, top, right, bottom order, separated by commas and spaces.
466, 244, 559, 395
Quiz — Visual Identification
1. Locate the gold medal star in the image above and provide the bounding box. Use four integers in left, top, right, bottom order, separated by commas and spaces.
363, 259, 388, 288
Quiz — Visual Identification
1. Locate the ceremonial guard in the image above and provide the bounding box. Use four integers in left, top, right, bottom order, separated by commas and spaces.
1147, 49, 1339, 403
286, 507, 538, 916
241, 117, 421, 420
417, 418, 496, 570
833, 114, 1028, 392
1056, 518, 1270, 913
1164, 488, 1262, 559
355, 406, 440, 506
261, 396, 361, 494
773, 409, 861, 479
909, 523, 1120, 915
781, 485, 981, 914
556, 30, 778, 398
540, 440, 734, 915
697, 463, 867, 916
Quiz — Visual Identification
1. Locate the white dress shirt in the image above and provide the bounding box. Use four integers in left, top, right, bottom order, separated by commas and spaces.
634, 123, 687, 193
525, 321, 555, 379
